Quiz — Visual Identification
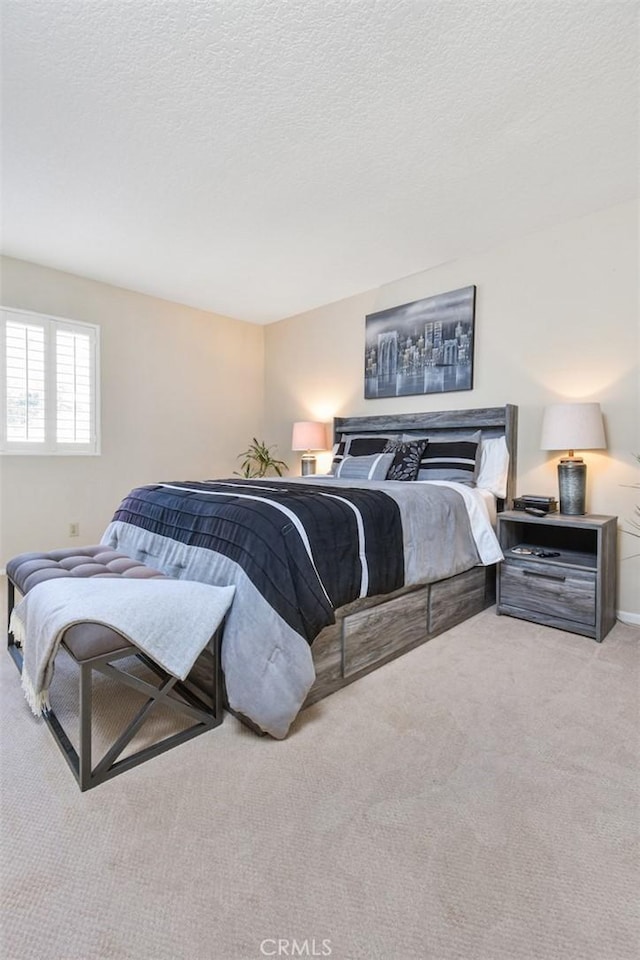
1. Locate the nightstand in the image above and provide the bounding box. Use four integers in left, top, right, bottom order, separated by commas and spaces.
496, 511, 617, 642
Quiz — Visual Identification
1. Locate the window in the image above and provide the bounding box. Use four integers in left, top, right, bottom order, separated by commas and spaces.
1, 308, 100, 454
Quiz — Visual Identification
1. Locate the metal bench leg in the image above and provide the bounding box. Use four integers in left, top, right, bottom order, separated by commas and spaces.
7, 577, 14, 634
6, 577, 23, 673
79, 662, 93, 792
8, 608, 225, 791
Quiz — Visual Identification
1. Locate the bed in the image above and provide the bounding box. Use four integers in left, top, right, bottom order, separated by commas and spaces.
101, 405, 517, 737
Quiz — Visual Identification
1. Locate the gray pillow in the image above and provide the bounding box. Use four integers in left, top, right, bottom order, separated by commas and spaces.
329, 434, 397, 474
334, 452, 394, 481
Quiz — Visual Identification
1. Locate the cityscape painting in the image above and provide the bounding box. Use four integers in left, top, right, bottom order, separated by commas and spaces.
364, 285, 476, 399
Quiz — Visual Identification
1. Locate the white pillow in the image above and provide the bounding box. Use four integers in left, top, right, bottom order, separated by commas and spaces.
476, 436, 509, 498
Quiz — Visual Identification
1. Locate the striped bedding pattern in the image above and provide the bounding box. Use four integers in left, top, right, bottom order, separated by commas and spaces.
108, 479, 404, 643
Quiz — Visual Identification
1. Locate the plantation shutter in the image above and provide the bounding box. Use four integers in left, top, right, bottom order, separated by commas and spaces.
1, 308, 100, 454
56, 326, 93, 444
5, 318, 46, 443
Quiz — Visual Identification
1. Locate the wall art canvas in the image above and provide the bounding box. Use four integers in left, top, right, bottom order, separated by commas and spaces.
364, 285, 476, 399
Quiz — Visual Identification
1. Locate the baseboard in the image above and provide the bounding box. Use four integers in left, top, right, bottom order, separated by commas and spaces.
617, 610, 640, 626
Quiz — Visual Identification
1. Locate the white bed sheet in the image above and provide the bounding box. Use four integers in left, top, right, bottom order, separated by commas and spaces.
476, 486, 498, 526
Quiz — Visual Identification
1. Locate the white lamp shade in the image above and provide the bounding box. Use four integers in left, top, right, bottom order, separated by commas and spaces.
540, 402, 606, 451
291, 421, 327, 451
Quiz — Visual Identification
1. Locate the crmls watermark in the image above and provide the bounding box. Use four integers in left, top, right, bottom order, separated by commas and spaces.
259, 939, 332, 957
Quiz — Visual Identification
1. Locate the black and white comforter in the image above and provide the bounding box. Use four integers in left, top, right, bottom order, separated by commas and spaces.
101, 477, 502, 737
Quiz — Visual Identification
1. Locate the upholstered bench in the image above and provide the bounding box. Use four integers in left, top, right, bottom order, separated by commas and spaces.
7, 547, 225, 791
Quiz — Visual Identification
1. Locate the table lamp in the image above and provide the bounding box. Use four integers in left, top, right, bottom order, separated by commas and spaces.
540, 402, 606, 515
291, 421, 326, 476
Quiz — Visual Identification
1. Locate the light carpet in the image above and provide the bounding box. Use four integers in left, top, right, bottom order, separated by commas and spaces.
1, 601, 638, 960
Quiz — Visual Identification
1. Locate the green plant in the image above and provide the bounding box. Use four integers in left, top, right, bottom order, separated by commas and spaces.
235, 438, 288, 478
621, 453, 640, 559
626, 453, 640, 531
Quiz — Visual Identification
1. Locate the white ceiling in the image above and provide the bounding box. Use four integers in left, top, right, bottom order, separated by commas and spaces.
1, 1, 638, 324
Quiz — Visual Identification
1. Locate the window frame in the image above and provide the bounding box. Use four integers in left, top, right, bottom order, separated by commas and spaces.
0, 306, 101, 456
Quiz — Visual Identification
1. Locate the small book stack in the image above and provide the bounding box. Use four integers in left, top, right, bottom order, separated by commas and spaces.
513, 495, 558, 514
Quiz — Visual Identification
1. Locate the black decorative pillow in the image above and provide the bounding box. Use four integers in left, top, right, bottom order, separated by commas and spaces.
416, 434, 480, 485
383, 438, 428, 481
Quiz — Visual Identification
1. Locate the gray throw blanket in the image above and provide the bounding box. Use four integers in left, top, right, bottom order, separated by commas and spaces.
9, 578, 235, 716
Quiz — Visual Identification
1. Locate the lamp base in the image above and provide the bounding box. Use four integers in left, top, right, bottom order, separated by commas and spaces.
557, 459, 586, 515
301, 454, 316, 476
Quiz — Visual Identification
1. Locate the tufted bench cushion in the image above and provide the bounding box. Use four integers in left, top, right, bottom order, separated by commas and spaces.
8, 547, 169, 662
6, 546, 224, 790
7, 546, 168, 595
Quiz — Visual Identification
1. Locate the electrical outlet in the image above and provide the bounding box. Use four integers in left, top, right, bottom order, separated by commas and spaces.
69, 523, 80, 537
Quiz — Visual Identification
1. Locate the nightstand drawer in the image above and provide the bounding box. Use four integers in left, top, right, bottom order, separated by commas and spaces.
500, 559, 596, 626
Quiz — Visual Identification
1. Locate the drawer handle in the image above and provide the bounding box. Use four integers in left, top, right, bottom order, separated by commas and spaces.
523, 570, 566, 582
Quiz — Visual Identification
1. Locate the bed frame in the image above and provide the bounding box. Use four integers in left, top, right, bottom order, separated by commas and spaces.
301, 404, 518, 710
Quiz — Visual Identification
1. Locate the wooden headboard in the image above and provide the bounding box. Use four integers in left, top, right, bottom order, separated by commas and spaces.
333, 404, 518, 510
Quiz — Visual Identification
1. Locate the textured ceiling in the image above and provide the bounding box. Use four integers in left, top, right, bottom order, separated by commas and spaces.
1, 0, 638, 323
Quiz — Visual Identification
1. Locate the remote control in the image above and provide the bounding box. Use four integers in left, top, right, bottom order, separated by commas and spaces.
524, 507, 546, 516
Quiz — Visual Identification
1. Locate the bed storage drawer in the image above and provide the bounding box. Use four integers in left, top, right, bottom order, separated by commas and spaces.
342, 586, 429, 677
499, 559, 596, 626
428, 566, 487, 635
310, 622, 343, 682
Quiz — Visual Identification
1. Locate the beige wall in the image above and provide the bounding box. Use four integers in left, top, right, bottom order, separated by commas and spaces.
265, 201, 640, 619
0, 256, 264, 563
2, 202, 638, 616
